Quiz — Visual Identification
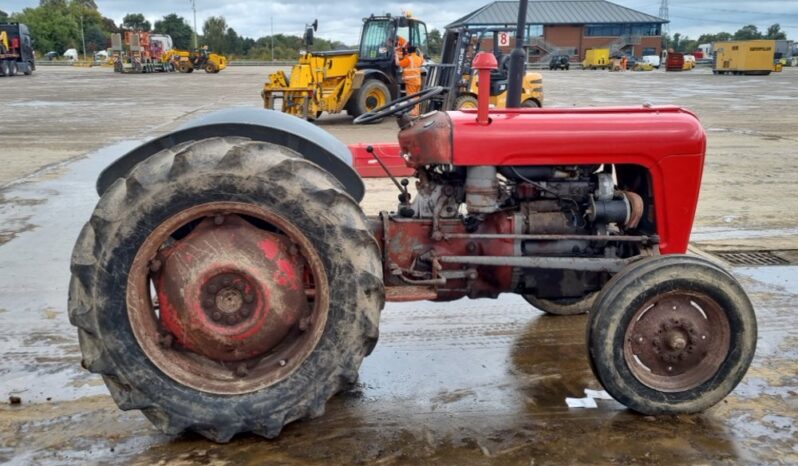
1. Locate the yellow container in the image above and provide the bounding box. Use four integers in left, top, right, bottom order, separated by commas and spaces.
582, 49, 610, 70
713, 40, 775, 75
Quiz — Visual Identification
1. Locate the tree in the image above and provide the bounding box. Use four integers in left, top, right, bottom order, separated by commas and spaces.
733, 25, 762, 40
696, 32, 732, 44
765, 24, 787, 40
202, 16, 227, 53
123, 13, 150, 32
13, 3, 80, 53
153, 13, 194, 49
0, 10, 9, 22
427, 29, 442, 58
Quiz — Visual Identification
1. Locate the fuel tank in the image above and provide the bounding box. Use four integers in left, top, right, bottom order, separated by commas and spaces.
448, 106, 705, 167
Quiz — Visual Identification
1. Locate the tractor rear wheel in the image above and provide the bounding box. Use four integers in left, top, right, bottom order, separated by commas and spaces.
523, 292, 596, 316
69, 137, 384, 442
352, 79, 390, 118
587, 255, 756, 414
205, 63, 217, 73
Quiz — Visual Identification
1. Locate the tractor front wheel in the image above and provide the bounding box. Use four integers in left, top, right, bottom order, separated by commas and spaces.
587, 255, 756, 414
69, 137, 384, 441
205, 63, 217, 73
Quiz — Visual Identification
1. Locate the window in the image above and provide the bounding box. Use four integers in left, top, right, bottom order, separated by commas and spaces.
585, 23, 661, 37
360, 20, 393, 60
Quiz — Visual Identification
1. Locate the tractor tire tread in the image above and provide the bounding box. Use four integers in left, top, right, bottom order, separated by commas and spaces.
69, 137, 384, 442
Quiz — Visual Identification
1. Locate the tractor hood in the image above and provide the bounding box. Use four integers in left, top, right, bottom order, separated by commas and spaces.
96, 107, 365, 201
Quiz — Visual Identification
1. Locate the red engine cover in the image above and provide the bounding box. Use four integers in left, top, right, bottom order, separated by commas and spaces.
385, 106, 706, 255
450, 107, 706, 254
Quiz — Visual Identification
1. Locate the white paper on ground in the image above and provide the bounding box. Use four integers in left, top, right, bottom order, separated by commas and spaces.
565, 397, 598, 408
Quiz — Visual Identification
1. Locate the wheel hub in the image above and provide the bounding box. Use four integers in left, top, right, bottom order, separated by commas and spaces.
624, 292, 731, 391
155, 215, 308, 362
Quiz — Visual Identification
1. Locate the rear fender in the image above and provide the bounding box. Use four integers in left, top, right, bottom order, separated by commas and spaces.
95, 107, 365, 201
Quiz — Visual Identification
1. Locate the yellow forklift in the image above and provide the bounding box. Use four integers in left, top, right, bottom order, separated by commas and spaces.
425, 26, 544, 110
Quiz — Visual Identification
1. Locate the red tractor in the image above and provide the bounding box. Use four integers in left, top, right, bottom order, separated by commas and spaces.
70, 10, 756, 443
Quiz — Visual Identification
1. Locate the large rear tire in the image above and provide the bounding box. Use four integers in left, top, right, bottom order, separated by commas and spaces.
587, 255, 756, 414
69, 137, 384, 442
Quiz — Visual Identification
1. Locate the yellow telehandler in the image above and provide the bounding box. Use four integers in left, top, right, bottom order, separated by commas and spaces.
164, 47, 228, 73
263, 15, 429, 120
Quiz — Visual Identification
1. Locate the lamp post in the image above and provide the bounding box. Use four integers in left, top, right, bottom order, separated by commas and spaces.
191, 0, 198, 49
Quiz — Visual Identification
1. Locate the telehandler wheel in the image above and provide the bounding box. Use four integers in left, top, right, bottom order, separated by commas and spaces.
69, 137, 384, 442
454, 95, 478, 110
523, 292, 596, 316
521, 99, 540, 108
205, 63, 217, 73
352, 79, 391, 117
587, 255, 756, 415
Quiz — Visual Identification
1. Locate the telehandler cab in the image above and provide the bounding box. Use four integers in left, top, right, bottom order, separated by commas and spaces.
71, 1, 756, 443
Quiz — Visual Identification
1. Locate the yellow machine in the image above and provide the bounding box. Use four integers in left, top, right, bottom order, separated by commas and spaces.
583, 49, 610, 70
632, 62, 654, 71
263, 15, 429, 120
164, 48, 228, 73
713, 40, 776, 75
452, 71, 542, 109
263, 50, 362, 119
682, 54, 696, 70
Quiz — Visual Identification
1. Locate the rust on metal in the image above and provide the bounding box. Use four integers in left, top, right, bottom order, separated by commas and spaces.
397, 111, 453, 167
126, 202, 330, 395
385, 286, 439, 302
623, 291, 731, 392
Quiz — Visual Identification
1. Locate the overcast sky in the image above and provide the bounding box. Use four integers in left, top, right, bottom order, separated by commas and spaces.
4, 0, 797, 43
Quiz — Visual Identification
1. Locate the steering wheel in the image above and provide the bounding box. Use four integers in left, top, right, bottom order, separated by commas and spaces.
353, 86, 445, 125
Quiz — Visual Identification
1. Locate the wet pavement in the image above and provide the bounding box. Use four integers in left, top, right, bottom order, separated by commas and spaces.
1, 66, 798, 464
0, 143, 796, 465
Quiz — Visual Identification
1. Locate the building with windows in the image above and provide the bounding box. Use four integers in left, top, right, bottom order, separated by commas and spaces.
447, 0, 667, 62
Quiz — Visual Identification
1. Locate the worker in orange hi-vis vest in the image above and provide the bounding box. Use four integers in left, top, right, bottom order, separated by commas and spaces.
396, 46, 424, 116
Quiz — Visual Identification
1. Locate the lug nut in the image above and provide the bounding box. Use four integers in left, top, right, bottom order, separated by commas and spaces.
235, 364, 249, 378
208, 284, 218, 293
235, 282, 245, 291
226, 315, 237, 325
244, 294, 254, 304
240, 307, 251, 317
149, 259, 162, 273
298, 317, 309, 331
214, 215, 225, 226
212, 311, 222, 321
158, 333, 174, 348
279, 359, 287, 367
203, 299, 214, 308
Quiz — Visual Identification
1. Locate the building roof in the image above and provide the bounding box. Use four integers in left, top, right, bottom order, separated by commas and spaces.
447, 0, 667, 28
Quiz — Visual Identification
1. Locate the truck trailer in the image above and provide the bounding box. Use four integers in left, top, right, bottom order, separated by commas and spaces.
0, 23, 35, 76
713, 40, 776, 75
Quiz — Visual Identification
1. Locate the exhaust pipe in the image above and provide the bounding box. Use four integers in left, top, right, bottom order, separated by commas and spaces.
505, 0, 528, 108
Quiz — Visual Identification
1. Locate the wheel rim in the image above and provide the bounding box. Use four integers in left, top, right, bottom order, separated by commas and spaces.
365, 87, 387, 110
623, 290, 731, 392
127, 202, 329, 395
458, 99, 478, 110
